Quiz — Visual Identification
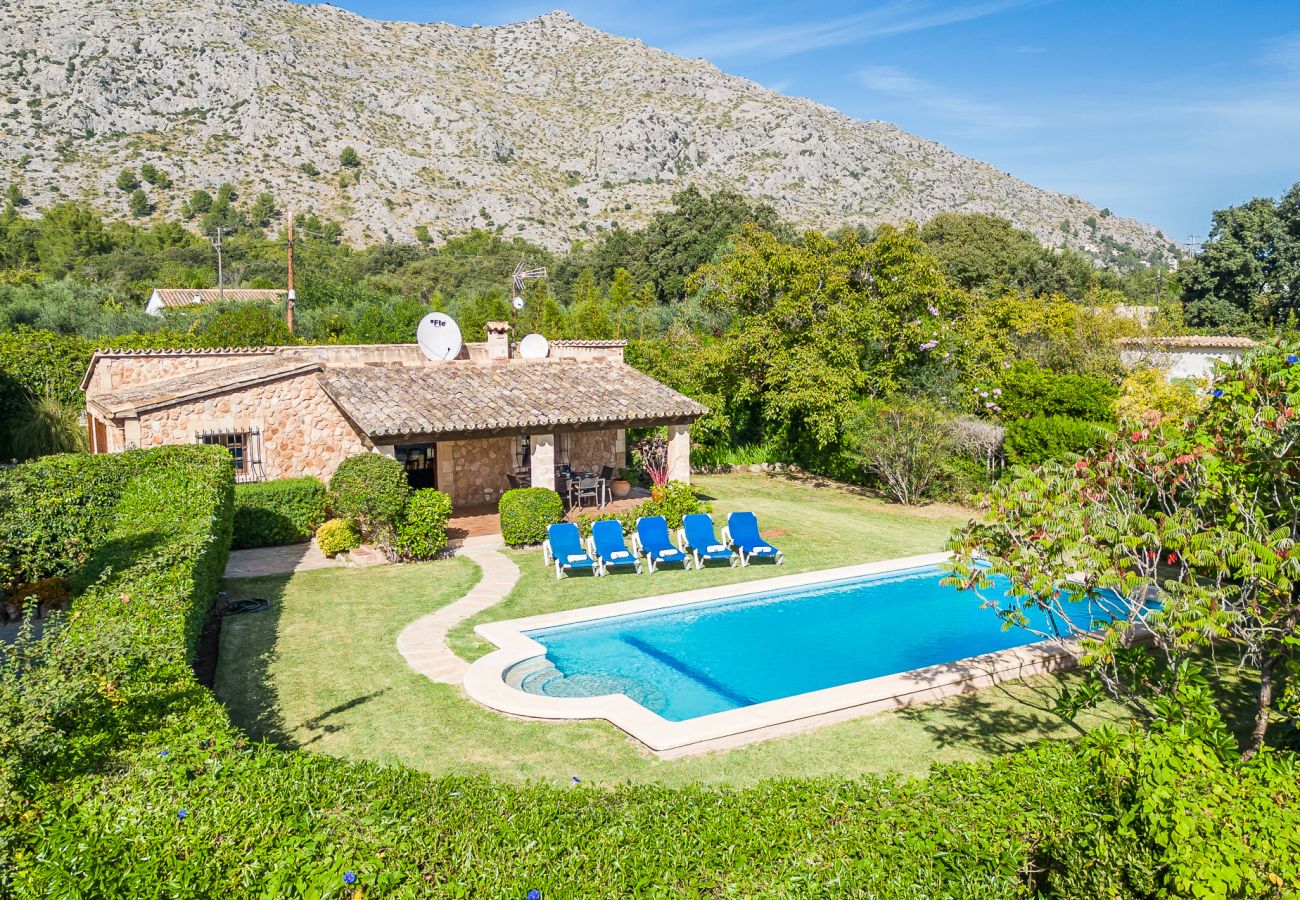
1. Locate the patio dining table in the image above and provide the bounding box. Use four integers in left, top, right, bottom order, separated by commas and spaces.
565, 471, 608, 510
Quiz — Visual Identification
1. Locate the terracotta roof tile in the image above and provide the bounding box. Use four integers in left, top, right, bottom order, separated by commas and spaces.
152, 289, 286, 308
90, 357, 320, 417
318, 360, 707, 439
1118, 336, 1257, 349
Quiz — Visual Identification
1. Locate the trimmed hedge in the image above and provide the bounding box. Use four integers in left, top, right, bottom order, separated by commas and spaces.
328, 453, 410, 539
498, 487, 564, 546
396, 488, 453, 560
1004, 415, 1110, 467
230, 477, 328, 550
0, 452, 141, 590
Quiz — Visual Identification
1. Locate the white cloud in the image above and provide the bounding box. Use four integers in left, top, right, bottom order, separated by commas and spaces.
857, 64, 1037, 135
671, 0, 1037, 62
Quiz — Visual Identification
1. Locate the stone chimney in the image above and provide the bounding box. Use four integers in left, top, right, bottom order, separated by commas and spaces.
485, 321, 511, 361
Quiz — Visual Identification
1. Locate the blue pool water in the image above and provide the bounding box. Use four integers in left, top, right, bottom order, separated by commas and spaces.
522, 565, 1107, 722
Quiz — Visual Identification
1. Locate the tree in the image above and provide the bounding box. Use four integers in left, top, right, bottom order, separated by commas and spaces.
948, 343, 1300, 759
413, 225, 432, 244
1180, 183, 1300, 330
139, 163, 171, 189
339, 146, 361, 168
5, 184, 25, 208
565, 268, 614, 339
115, 169, 140, 192
127, 189, 151, 218
846, 401, 959, 504
247, 192, 277, 228
184, 189, 212, 219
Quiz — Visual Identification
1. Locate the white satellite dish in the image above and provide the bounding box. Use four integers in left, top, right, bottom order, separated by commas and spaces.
518, 333, 549, 360
416, 312, 463, 361
512, 295, 525, 310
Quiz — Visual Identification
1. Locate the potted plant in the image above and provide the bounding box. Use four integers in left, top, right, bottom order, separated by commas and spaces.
610, 467, 635, 499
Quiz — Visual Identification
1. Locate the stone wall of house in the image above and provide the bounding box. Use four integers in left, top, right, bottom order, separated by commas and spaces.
136, 372, 371, 481
88, 351, 275, 394
569, 429, 620, 474
440, 436, 518, 507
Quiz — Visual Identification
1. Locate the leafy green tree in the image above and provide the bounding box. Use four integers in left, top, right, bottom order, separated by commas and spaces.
127, 189, 151, 218
339, 146, 361, 168
183, 189, 212, 219
32, 203, 111, 276
566, 267, 614, 339
298, 161, 319, 177
920, 212, 1098, 299
5, 184, 25, 208
949, 343, 1300, 758
115, 169, 139, 192
247, 192, 277, 228
413, 225, 432, 244
1180, 182, 1300, 330
193, 302, 295, 348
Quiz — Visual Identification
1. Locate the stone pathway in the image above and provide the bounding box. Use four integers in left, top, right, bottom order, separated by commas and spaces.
397, 547, 520, 684
224, 540, 387, 579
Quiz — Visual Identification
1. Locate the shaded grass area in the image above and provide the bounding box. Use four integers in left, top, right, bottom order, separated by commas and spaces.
216, 473, 1140, 786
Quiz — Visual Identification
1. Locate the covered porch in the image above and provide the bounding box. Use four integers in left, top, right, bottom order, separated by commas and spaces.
445, 485, 655, 543
316, 355, 705, 514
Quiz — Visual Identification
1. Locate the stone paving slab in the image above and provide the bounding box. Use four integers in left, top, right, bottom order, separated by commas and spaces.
223, 540, 388, 579
397, 548, 521, 685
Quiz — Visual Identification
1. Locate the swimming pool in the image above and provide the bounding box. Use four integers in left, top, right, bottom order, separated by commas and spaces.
520, 563, 1103, 722
463, 553, 1095, 755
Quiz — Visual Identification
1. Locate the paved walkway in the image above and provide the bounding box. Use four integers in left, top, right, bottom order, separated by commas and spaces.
397, 547, 521, 684
223, 540, 386, 579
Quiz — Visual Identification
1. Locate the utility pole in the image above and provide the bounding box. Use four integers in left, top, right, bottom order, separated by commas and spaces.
1187, 234, 1200, 256
214, 226, 224, 302
286, 213, 296, 335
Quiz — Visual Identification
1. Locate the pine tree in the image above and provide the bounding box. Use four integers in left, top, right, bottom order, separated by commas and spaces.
116, 168, 140, 192
128, 188, 152, 218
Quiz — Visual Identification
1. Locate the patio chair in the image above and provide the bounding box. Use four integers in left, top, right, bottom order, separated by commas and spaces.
633, 515, 692, 573
679, 513, 737, 568
543, 522, 599, 579
722, 511, 784, 566
574, 474, 600, 509
506, 472, 521, 491
588, 519, 641, 575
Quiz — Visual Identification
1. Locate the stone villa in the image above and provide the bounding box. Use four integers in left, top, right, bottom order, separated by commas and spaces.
81, 323, 705, 507
1118, 335, 1256, 381
144, 288, 288, 316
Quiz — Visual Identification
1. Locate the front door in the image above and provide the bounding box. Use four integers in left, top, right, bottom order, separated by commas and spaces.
396, 444, 437, 489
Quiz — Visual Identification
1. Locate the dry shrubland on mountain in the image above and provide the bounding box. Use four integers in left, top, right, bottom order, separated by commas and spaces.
1, 0, 1177, 264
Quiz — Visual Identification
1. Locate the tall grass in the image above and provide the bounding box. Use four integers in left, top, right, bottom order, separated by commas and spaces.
11, 390, 86, 459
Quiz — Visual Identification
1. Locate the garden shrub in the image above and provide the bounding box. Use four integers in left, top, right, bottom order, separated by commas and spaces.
396, 489, 453, 560
1115, 367, 1204, 424
230, 476, 327, 550
641, 480, 708, 528
316, 518, 361, 557
573, 506, 644, 539
498, 487, 564, 546
992, 359, 1119, 422
327, 453, 410, 540
846, 401, 961, 505
1004, 415, 1109, 467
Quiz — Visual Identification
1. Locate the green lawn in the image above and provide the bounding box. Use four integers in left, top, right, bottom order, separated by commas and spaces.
216, 473, 1133, 786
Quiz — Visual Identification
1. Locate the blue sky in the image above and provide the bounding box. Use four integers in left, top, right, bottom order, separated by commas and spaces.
307, 0, 1300, 242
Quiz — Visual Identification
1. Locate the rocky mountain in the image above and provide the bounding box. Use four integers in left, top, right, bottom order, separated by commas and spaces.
0, 0, 1178, 264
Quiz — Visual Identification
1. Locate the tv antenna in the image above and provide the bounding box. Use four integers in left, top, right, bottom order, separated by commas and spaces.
511, 261, 548, 310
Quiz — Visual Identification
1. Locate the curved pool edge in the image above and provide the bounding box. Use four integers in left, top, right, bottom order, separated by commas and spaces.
461, 552, 1085, 758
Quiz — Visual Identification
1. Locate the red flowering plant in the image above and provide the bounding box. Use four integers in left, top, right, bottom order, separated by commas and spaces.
946, 341, 1300, 760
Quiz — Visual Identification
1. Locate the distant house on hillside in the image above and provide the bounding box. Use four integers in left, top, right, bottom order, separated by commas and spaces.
145, 288, 287, 316
1118, 335, 1256, 381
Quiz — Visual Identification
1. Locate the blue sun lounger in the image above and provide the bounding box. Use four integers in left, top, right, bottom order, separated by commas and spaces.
679, 513, 737, 568
544, 522, 598, 580
633, 515, 693, 573
589, 519, 642, 575
723, 511, 784, 566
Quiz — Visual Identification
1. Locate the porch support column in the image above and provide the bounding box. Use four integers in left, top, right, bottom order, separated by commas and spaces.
666, 424, 691, 484
530, 433, 556, 492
